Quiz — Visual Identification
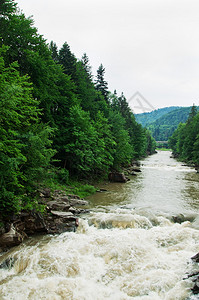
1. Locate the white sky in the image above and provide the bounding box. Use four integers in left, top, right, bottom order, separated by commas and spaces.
16, 0, 199, 112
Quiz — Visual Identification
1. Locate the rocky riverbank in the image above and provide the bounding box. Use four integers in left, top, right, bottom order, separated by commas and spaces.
0, 188, 89, 252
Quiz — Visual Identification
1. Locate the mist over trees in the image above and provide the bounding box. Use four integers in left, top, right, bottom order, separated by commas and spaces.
0, 0, 156, 215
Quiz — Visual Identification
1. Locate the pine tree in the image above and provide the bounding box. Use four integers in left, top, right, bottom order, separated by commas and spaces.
58, 42, 77, 81
95, 64, 109, 102
49, 41, 59, 63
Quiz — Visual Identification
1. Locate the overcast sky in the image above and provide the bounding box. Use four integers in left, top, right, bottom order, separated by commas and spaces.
16, 0, 199, 113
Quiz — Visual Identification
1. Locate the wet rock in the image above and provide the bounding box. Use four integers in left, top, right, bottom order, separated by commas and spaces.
22, 213, 47, 235
46, 212, 78, 234
187, 253, 199, 296
0, 225, 5, 236
108, 172, 128, 183
96, 188, 108, 192
0, 224, 24, 248
131, 160, 140, 167
192, 278, 199, 294
172, 214, 185, 224
130, 172, 137, 176
0, 189, 89, 249
192, 252, 199, 263
0, 257, 15, 269
131, 167, 141, 173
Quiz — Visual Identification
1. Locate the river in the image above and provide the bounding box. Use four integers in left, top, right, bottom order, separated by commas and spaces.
0, 151, 199, 300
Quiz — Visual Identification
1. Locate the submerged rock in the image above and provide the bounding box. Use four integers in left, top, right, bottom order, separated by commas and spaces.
0, 256, 16, 269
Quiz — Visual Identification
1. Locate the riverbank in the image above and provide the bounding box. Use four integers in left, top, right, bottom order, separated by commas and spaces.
0, 160, 143, 252
0, 188, 90, 252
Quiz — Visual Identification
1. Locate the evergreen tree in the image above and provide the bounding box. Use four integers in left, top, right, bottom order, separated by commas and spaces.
49, 41, 59, 63
187, 103, 197, 123
81, 53, 93, 81
58, 42, 77, 81
0, 50, 54, 214
95, 64, 109, 102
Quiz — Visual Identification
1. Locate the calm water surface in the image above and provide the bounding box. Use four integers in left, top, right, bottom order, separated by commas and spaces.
0, 151, 199, 300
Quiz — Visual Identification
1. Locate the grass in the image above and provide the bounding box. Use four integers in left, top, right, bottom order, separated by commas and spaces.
156, 148, 171, 151
42, 168, 97, 198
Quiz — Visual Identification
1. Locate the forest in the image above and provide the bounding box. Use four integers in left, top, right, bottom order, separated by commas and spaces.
0, 0, 156, 216
136, 106, 198, 141
169, 105, 199, 165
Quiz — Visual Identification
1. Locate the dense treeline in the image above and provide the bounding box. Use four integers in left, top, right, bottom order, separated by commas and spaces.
0, 0, 156, 215
135, 106, 180, 128
169, 105, 199, 165
136, 106, 198, 141
148, 107, 198, 141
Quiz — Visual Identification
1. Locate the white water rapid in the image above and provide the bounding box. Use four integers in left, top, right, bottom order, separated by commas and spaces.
0, 151, 199, 300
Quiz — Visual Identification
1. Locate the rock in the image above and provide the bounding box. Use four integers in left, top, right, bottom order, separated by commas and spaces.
51, 211, 74, 217
0, 225, 5, 236
19, 212, 47, 235
108, 172, 128, 183
60, 196, 69, 202
130, 172, 137, 176
131, 160, 140, 167
97, 188, 108, 192
192, 252, 199, 263
0, 224, 24, 248
131, 167, 141, 173
192, 278, 199, 294
0, 257, 15, 269
47, 200, 70, 211
172, 214, 185, 224
39, 188, 51, 198
68, 194, 81, 199
69, 199, 88, 206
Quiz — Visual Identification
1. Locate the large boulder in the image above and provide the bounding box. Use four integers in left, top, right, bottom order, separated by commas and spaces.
0, 224, 24, 248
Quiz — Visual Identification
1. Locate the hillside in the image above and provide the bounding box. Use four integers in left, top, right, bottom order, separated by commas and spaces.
135, 106, 180, 127
135, 106, 198, 141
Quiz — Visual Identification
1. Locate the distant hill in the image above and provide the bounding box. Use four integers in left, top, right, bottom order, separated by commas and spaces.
135, 106, 198, 141
135, 106, 180, 127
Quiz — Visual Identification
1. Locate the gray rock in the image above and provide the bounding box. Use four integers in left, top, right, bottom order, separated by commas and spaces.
47, 201, 70, 211
51, 211, 74, 217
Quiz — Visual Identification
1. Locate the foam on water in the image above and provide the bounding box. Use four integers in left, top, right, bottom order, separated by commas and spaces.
1, 151, 199, 299
0, 209, 198, 300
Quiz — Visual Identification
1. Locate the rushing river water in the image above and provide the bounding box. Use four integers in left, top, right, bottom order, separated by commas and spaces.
1, 151, 199, 300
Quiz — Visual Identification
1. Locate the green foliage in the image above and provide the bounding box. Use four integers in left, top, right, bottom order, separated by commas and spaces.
135, 106, 180, 127
109, 110, 134, 168
0, 50, 54, 215
136, 106, 198, 141
169, 105, 199, 165
0, 0, 156, 216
